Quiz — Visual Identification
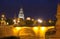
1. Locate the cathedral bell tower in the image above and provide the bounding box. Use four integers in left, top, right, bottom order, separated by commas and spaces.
18, 8, 24, 19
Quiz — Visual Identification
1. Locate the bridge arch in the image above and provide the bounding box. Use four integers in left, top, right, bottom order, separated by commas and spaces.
17, 28, 36, 39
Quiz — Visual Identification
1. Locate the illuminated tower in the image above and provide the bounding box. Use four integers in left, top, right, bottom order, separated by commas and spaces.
18, 8, 24, 19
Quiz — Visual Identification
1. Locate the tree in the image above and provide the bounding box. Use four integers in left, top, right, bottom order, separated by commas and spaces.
6, 18, 14, 25
25, 20, 34, 27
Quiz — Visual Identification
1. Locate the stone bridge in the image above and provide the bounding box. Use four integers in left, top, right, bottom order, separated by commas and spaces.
0, 25, 55, 39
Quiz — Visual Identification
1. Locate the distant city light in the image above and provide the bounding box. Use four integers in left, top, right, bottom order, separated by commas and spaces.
49, 20, 52, 23
13, 19, 16, 24
13, 19, 16, 22
1, 14, 5, 17
26, 17, 31, 20
32, 19, 34, 21
7, 22, 9, 25
17, 20, 20, 23
37, 19, 43, 23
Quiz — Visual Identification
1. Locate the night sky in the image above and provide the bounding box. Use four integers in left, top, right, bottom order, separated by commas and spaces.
0, 0, 59, 20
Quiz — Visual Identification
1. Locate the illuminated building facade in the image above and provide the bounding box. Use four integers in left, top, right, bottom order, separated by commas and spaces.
0, 14, 6, 25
